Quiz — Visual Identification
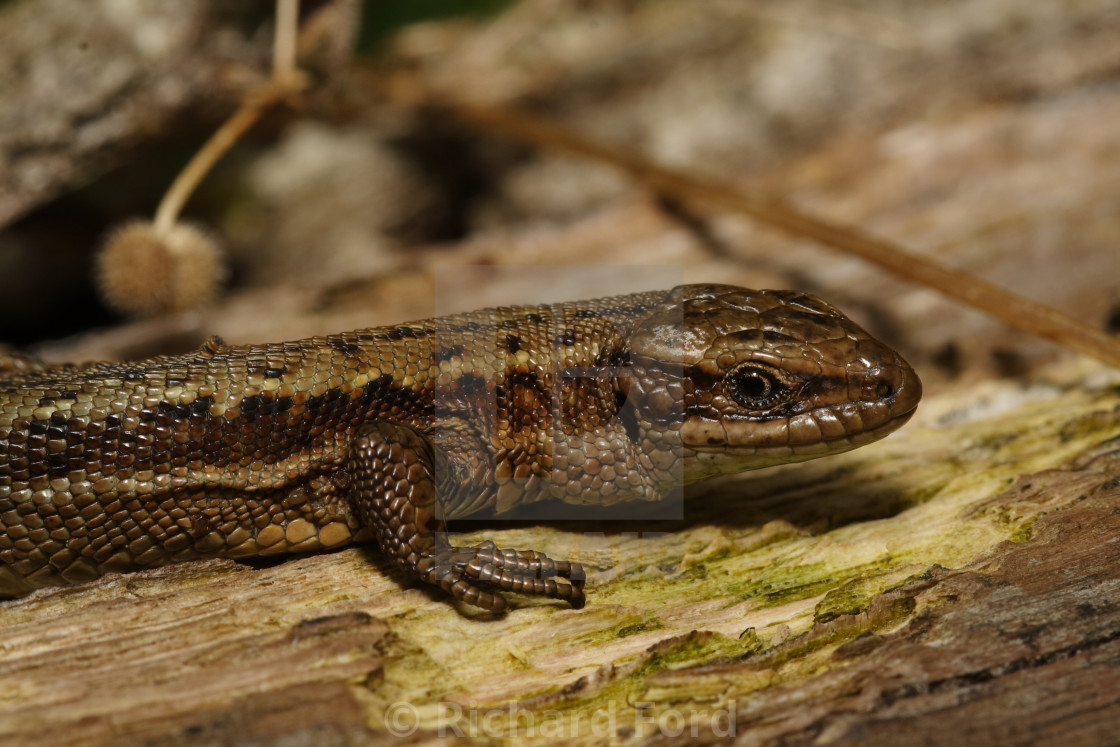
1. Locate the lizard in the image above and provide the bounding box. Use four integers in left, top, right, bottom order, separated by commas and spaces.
0, 284, 921, 611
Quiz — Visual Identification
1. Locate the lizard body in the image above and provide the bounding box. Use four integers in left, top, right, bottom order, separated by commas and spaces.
0, 284, 920, 610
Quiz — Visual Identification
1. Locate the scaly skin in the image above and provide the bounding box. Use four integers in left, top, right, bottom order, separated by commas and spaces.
0, 284, 920, 610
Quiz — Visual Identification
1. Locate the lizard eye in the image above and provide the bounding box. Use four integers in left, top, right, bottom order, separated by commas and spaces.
724, 364, 790, 410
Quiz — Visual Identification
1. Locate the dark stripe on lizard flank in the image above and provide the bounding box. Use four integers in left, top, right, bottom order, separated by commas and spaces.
19, 372, 431, 482
497, 370, 553, 438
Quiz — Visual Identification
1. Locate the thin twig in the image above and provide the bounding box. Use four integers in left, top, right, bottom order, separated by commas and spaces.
446, 101, 1120, 370
274, 0, 299, 84
153, 0, 306, 234
153, 85, 287, 235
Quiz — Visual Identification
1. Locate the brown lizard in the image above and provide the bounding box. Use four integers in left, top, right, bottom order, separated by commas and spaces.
0, 284, 921, 610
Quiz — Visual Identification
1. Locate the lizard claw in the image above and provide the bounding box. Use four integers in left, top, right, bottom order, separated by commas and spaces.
416, 542, 585, 611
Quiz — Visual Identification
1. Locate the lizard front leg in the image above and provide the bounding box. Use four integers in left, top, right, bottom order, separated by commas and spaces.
346, 420, 585, 612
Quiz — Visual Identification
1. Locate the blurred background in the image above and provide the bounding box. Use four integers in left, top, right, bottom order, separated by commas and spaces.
1, 0, 1118, 392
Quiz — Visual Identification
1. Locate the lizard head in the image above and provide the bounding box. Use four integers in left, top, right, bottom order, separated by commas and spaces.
626, 284, 922, 483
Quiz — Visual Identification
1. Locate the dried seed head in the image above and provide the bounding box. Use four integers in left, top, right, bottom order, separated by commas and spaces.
96, 220, 225, 316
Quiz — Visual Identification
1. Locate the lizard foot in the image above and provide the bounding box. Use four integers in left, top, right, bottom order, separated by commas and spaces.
415, 540, 585, 612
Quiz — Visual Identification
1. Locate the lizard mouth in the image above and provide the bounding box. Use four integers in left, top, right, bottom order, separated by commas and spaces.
682, 404, 918, 483
689, 402, 918, 456
681, 359, 921, 480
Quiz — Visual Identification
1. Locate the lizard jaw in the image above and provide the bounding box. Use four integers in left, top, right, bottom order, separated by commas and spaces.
682, 403, 918, 482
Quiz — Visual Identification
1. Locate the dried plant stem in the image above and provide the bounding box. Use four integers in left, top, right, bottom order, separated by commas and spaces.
449, 101, 1120, 370
154, 0, 304, 235
274, 0, 299, 84
153, 85, 287, 235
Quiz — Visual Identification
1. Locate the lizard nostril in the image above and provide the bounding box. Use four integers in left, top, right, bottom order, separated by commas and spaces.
875, 380, 894, 400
